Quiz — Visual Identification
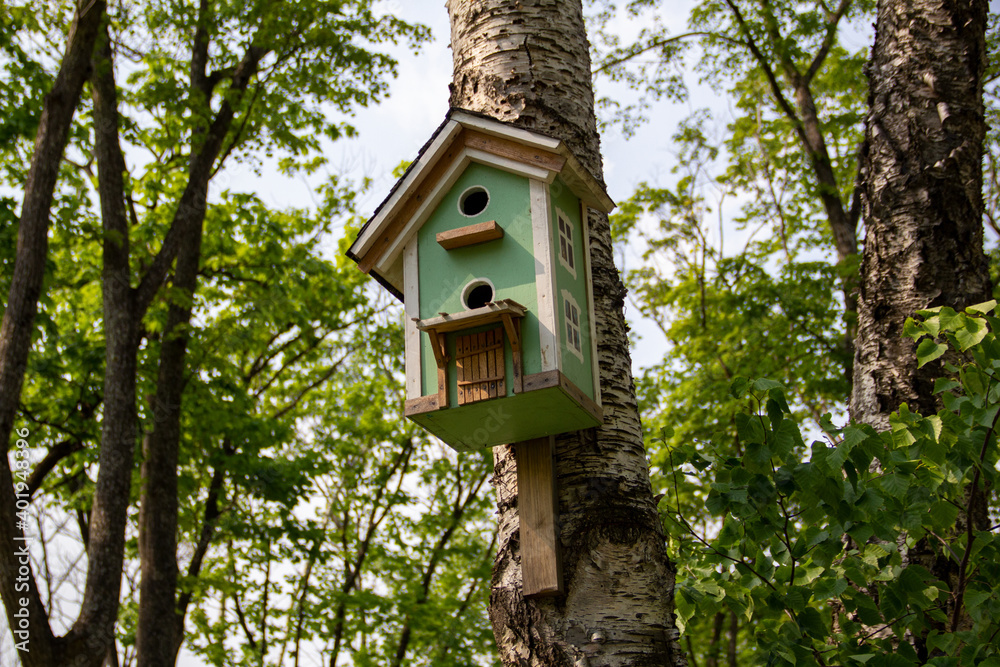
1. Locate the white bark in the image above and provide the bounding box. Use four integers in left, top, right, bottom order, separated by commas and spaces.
853, 0, 992, 429
447, 2, 685, 665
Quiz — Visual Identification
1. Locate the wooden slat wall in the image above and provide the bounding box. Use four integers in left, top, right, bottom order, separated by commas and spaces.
456, 326, 505, 405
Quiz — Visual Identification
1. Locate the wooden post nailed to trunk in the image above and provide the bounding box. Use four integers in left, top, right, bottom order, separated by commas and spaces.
446, 1, 686, 664
516, 437, 562, 597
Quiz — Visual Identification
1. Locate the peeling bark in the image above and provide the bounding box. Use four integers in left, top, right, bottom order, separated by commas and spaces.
852, 0, 993, 647
447, 2, 685, 665
852, 0, 992, 429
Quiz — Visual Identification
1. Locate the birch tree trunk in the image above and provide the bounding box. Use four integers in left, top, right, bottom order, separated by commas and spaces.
446, 2, 685, 665
852, 0, 992, 429
851, 0, 993, 649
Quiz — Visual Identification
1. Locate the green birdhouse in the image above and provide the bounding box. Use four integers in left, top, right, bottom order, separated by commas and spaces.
348, 108, 614, 451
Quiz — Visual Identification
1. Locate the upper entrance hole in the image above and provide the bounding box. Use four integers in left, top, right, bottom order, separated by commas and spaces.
459, 186, 490, 217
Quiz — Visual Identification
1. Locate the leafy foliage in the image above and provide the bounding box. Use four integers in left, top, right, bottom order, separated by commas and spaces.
1, 1, 502, 664
662, 301, 1000, 666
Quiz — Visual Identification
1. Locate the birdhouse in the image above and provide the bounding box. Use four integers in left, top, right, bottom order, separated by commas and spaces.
347, 108, 614, 451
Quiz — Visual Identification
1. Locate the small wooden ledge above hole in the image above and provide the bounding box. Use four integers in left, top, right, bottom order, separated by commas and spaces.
436, 220, 503, 250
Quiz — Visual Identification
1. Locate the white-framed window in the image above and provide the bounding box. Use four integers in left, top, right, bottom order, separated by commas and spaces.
562, 290, 583, 360
556, 210, 577, 278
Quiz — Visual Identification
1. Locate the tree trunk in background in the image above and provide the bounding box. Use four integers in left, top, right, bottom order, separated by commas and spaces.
852, 0, 992, 429
852, 0, 993, 650
446, 2, 685, 665
0, 1, 107, 663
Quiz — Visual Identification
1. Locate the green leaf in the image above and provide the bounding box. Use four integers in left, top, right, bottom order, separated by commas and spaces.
735, 412, 766, 445
796, 607, 828, 639
928, 500, 960, 528
812, 576, 848, 601
955, 316, 988, 351
752, 377, 783, 393
729, 376, 750, 398
784, 586, 808, 612
938, 307, 964, 331
933, 377, 961, 394
927, 631, 960, 655
881, 473, 911, 499
905, 316, 940, 340
964, 588, 991, 612
916, 339, 947, 368
772, 420, 804, 460
965, 299, 997, 314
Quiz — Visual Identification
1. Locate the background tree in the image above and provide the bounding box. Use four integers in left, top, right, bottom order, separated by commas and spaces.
446, 1, 686, 664
852, 0, 992, 426
0, 0, 106, 663
590, 0, 999, 662
0, 1, 444, 665
850, 0, 993, 650
592, 1, 873, 658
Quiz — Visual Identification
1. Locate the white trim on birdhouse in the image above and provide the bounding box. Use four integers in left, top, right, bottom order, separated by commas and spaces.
581, 200, 601, 407
457, 185, 490, 217
450, 110, 562, 153
461, 277, 496, 310
353, 119, 464, 259
530, 179, 558, 372
403, 239, 421, 400
464, 148, 554, 182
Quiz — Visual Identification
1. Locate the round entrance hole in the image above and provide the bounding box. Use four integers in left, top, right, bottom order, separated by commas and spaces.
458, 186, 490, 217
463, 279, 494, 310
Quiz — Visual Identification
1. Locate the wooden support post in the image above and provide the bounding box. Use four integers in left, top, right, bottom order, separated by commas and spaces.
516, 436, 562, 597
501, 313, 523, 394
427, 329, 449, 409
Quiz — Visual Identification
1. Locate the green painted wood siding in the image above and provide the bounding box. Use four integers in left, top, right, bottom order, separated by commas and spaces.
550, 177, 595, 399
417, 163, 542, 402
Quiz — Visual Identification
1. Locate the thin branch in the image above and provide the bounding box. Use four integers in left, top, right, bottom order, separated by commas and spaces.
805, 0, 854, 83
233, 592, 258, 650
949, 405, 1000, 632
253, 331, 339, 398
269, 347, 356, 420
26, 440, 84, 499
592, 31, 741, 75
723, 0, 807, 146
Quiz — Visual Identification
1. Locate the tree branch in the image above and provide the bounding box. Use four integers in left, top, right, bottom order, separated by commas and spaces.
592, 31, 740, 75
133, 43, 270, 315
949, 405, 1000, 632
805, 0, 853, 83
26, 439, 84, 499
722, 0, 808, 146
172, 452, 229, 659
